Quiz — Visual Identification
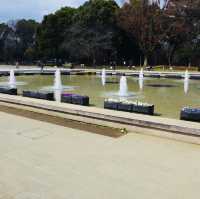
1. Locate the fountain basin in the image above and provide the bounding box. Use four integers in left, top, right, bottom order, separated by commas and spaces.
0, 87, 17, 95
23, 91, 54, 101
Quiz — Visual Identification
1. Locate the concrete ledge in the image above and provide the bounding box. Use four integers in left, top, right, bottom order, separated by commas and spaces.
0, 94, 200, 137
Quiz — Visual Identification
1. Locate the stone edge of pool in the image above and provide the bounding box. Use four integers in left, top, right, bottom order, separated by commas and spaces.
0, 94, 200, 144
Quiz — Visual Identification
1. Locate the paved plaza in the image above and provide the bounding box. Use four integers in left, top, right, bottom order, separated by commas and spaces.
0, 111, 200, 199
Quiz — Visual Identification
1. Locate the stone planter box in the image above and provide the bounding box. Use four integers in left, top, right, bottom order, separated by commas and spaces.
181, 108, 200, 122
132, 104, 154, 115
62, 72, 70, 75
41, 72, 53, 75
117, 103, 132, 112
23, 91, 54, 101
104, 100, 154, 115
148, 75, 160, 78
62, 94, 89, 106
190, 76, 200, 80
165, 75, 182, 79
0, 87, 17, 95
104, 101, 120, 110
61, 94, 73, 103
24, 73, 35, 76
72, 95, 89, 106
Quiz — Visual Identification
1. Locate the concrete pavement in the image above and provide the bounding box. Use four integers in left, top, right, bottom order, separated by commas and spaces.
0, 111, 200, 198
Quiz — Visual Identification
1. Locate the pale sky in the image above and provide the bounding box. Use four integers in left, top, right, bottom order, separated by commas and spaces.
0, 0, 124, 22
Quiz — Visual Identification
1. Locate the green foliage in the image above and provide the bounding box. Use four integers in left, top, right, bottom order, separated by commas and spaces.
35, 0, 139, 66
15, 19, 39, 60
74, 0, 119, 26
35, 7, 76, 60
0, 0, 200, 67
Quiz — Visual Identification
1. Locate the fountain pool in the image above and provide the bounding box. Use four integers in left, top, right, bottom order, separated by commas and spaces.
0, 74, 200, 119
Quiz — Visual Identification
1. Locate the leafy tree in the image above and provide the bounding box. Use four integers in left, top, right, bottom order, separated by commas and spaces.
60, 0, 121, 65
117, 0, 162, 66
62, 24, 118, 65
74, 0, 118, 26
161, 0, 200, 65
15, 19, 39, 61
35, 7, 76, 61
1, 0, 200, 67
0, 23, 17, 63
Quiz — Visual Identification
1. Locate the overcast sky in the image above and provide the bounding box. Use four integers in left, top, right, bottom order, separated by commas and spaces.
0, 0, 125, 23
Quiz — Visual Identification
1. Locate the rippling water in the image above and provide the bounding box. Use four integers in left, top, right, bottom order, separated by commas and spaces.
0, 74, 199, 119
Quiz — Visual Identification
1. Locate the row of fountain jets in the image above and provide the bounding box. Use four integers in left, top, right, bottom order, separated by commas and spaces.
9, 69, 63, 101
9, 69, 63, 89
102, 68, 190, 96
102, 68, 145, 97
8, 68, 190, 100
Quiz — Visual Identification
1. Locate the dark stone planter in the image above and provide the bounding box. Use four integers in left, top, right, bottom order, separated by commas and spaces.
104, 100, 154, 115
72, 95, 89, 106
132, 104, 154, 115
148, 75, 161, 78
62, 94, 89, 106
165, 75, 182, 79
62, 72, 70, 75
23, 91, 54, 101
104, 101, 120, 110
117, 103, 133, 112
0, 87, 17, 95
180, 108, 200, 122
105, 72, 112, 76
130, 74, 139, 77
41, 72, 53, 76
61, 94, 75, 104
190, 76, 200, 80
24, 73, 35, 76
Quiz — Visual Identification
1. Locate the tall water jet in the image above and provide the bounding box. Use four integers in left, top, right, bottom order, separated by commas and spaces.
9, 69, 16, 88
139, 68, 144, 90
54, 69, 62, 90
119, 75, 128, 97
54, 69, 62, 102
101, 68, 106, 86
184, 70, 189, 94
54, 89, 62, 102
